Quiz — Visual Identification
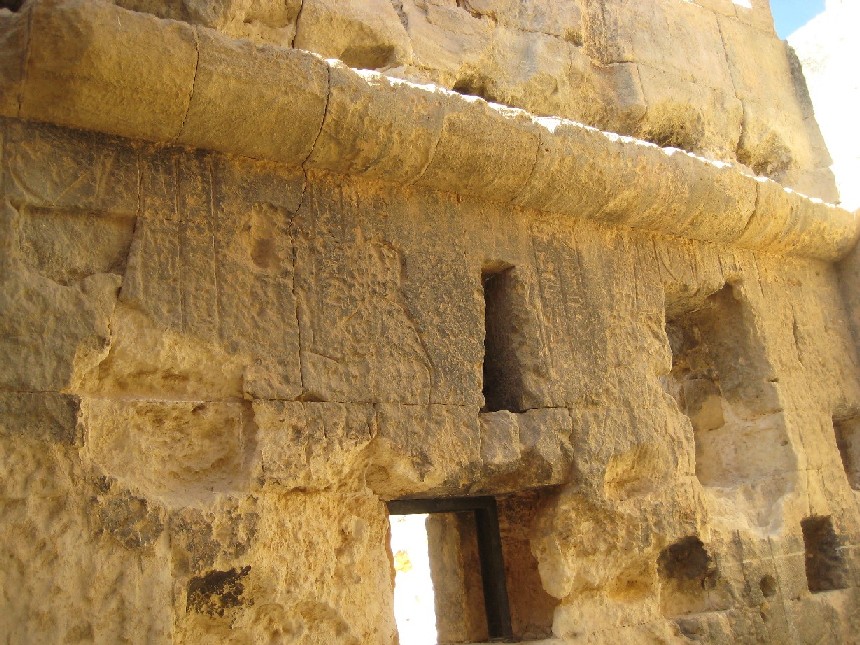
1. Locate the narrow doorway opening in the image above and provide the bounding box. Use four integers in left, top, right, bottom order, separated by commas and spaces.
390, 514, 437, 645
388, 497, 513, 643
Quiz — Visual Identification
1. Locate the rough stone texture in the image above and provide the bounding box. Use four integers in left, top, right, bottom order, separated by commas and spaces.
80, 0, 840, 201
1, 1, 860, 644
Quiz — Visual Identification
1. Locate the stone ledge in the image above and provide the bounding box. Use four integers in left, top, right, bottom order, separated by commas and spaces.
1, 0, 856, 261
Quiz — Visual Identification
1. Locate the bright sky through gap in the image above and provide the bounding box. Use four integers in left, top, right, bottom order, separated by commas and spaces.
390, 514, 437, 645
788, 0, 860, 210
770, 0, 825, 38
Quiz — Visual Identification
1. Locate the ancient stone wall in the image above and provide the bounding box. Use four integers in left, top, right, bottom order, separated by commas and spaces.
101, 0, 839, 203
1, 0, 859, 643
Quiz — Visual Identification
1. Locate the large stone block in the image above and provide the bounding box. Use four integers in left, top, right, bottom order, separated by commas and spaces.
2, 120, 139, 215
293, 0, 413, 70
121, 150, 305, 399
20, 0, 198, 142
0, 265, 119, 392
307, 64, 448, 184
83, 399, 255, 506
292, 177, 433, 404
177, 29, 329, 165
253, 400, 376, 490
368, 403, 481, 497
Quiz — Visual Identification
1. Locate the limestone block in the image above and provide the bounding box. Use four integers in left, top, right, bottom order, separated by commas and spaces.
368, 403, 481, 498
177, 29, 329, 165
474, 409, 573, 494
740, 179, 858, 260
377, 189, 483, 406
2, 120, 139, 215
415, 96, 541, 205
190, 488, 396, 645
292, 177, 432, 404
475, 27, 644, 136
83, 399, 256, 506
0, 392, 81, 445
517, 119, 757, 248
20, 0, 198, 143
720, 16, 836, 198
121, 150, 304, 400
400, 0, 494, 86
530, 491, 661, 600
0, 8, 29, 117
76, 304, 247, 400
0, 266, 119, 392
293, 0, 413, 70
253, 400, 375, 490
635, 62, 743, 160
307, 64, 448, 184
0, 486, 174, 643
585, 0, 734, 91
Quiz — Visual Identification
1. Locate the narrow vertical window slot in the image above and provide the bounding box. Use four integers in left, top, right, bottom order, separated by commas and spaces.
482, 263, 521, 413
833, 416, 860, 490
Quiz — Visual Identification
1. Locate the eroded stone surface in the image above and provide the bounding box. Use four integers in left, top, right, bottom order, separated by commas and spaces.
1, 2, 859, 642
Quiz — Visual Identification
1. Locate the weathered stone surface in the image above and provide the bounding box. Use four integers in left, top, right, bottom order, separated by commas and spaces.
30, 0, 835, 201
83, 399, 256, 506
293, 0, 413, 70
253, 400, 376, 490
177, 28, 329, 165
0, 391, 81, 445
20, 0, 198, 142
2, 2, 860, 642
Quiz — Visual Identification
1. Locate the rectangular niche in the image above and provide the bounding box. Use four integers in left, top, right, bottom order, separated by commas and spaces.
482, 262, 524, 413
801, 516, 848, 593
387, 489, 558, 644
833, 416, 860, 490
663, 284, 793, 488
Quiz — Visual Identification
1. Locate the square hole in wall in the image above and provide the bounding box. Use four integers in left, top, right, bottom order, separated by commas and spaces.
801, 516, 848, 593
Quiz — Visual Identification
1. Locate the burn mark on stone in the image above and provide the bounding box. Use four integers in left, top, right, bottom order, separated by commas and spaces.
187, 566, 252, 616
93, 486, 165, 550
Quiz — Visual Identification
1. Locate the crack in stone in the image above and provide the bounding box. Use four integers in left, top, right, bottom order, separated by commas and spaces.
16, 3, 35, 118
174, 27, 201, 144
291, 0, 306, 49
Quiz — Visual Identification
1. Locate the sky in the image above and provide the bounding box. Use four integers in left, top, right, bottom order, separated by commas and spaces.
770, 0, 826, 37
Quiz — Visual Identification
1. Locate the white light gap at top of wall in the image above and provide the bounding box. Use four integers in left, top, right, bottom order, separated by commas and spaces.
390, 514, 437, 645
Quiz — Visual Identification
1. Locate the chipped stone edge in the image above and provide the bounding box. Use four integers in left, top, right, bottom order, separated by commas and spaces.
1, 0, 856, 262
